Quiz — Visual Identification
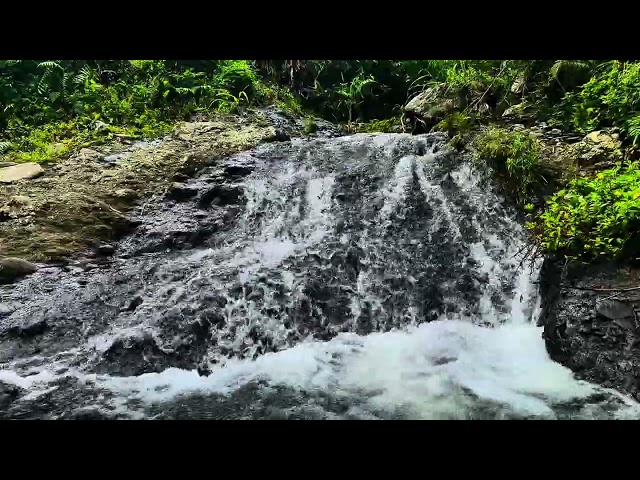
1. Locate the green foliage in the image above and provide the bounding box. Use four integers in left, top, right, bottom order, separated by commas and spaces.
255, 82, 303, 115
558, 61, 640, 139
0, 60, 269, 163
333, 71, 376, 124
449, 134, 463, 150
533, 162, 640, 260
356, 118, 398, 133
434, 112, 472, 135
625, 113, 640, 147
303, 117, 317, 134
475, 127, 541, 200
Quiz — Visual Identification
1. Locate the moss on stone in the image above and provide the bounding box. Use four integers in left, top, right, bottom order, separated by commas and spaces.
356, 118, 399, 133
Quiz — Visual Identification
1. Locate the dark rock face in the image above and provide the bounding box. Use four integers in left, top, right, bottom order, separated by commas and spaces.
0, 381, 22, 413
540, 258, 640, 400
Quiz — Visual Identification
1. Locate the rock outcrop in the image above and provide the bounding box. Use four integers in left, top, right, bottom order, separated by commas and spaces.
0, 257, 38, 284
573, 129, 624, 171
0, 113, 283, 262
0, 163, 44, 183
540, 258, 640, 401
404, 87, 461, 131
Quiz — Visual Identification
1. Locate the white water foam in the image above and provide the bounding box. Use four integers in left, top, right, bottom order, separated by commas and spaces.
96, 315, 640, 419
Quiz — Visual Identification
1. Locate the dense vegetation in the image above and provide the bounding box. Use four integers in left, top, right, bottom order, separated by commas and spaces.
0, 60, 298, 162
532, 163, 640, 260
2, 59, 640, 263
474, 127, 541, 203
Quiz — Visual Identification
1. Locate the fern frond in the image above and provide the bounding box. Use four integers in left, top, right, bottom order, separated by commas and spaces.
549, 60, 592, 80
37, 75, 50, 94
37, 61, 62, 71
625, 114, 640, 146
0, 141, 12, 154
74, 65, 93, 84
62, 72, 70, 92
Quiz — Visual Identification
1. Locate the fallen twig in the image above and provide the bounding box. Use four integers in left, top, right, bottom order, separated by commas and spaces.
560, 285, 640, 293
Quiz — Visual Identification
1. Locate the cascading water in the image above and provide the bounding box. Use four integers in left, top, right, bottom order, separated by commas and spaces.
1, 131, 639, 419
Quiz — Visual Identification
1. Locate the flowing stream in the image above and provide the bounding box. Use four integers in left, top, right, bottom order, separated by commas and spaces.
1, 131, 639, 419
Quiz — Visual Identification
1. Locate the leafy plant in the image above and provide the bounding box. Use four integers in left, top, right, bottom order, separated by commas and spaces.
0, 60, 270, 163
474, 127, 541, 201
333, 71, 376, 124
625, 113, 640, 147
303, 117, 317, 134
532, 162, 640, 260
434, 112, 472, 136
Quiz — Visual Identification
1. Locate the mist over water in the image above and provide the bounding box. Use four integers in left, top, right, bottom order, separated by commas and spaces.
1, 132, 638, 419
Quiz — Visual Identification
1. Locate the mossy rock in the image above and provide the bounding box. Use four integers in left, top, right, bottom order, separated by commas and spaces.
0, 257, 38, 284
0, 114, 278, 262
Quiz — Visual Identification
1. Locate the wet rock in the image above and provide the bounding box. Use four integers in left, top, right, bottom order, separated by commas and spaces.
121, 296, 143, 312
198, 185, 243, 208
0, 381, 22, 409
0, 257, 38, 283
0, 303, 12, 317
264, 129, 291, 142
0, 163, 44, 183
96, 244, 115, 256
76, 148, 103, 161
97, 334, 170, 377
223, 154, 256, 177
573, 130, 623, 168
223, 207, 240, 223
167, 182, 199, 201
597, 299, 635, 320
197, 363, 212, 377
5, 318, 49, 338
404, 87, 460, 131
540, 258, 640, 401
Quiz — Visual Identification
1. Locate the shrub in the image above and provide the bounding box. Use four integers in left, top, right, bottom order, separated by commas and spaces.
356, 118, 398, 133
559, 61, 640, 139
0, 60, 268, 163
434, 112, 472, 136
532, 162, 640, 260
474, 127, 541, 200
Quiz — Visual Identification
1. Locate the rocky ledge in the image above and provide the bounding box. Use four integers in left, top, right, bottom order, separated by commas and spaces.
0, 107, 334, 267
539, 258, 640, 401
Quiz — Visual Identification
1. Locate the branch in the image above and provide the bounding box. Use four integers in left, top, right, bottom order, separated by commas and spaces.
560, 285, 640, 293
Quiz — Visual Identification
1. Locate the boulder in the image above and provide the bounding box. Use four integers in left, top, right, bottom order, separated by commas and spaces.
404, 87, 460, 130
511, 75, 527, 95
76, 148, 103, 162
198, 185, 243, 209
167, 182, 199, 201
0, 163, 44, 183
574, 130, 623, 168
596, 298, 635, 320
502, 102, 533, 122
50, 143, 66, 156
0, 257, 38, 283
96, 244, 115, 256
8, 195, 32, 206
